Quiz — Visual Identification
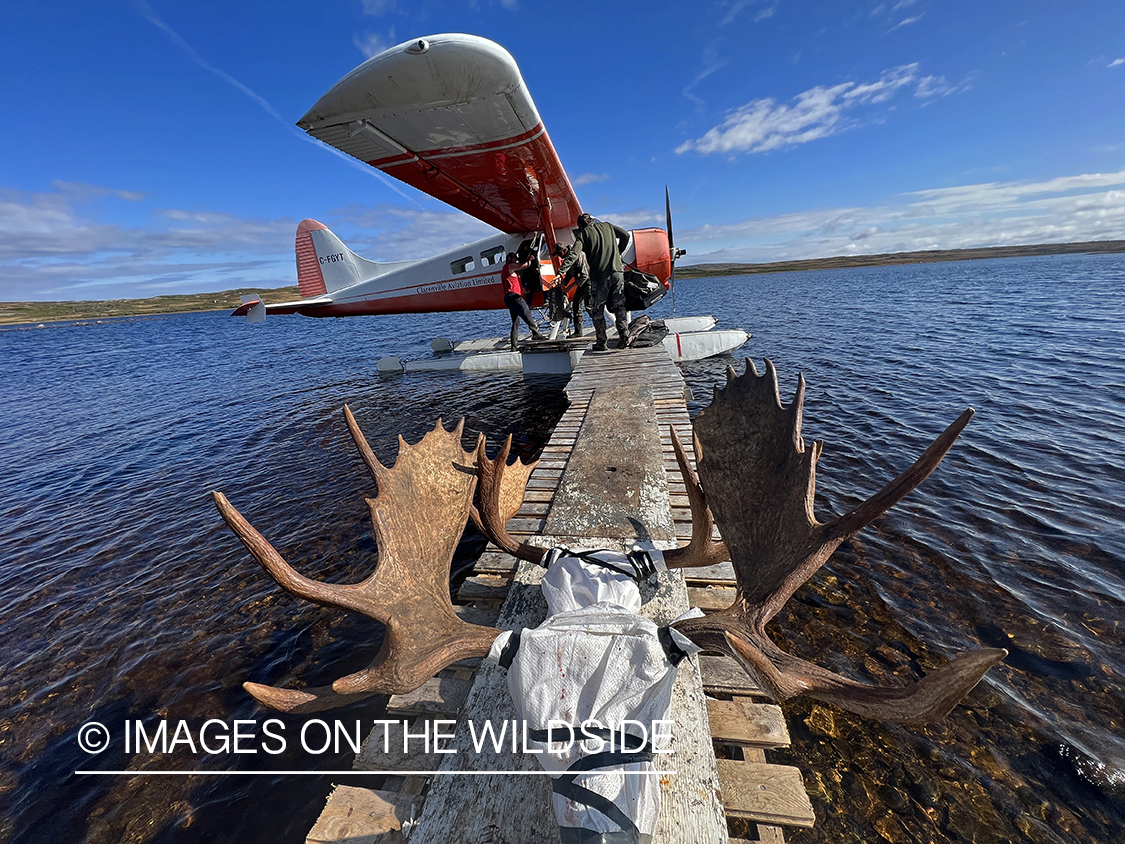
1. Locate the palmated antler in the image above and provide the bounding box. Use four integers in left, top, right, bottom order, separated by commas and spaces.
470, 435, 546, 563
213, 406, 501, 713
673, 360, 1006, 724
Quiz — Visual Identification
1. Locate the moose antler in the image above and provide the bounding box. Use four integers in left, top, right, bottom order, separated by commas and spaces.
672, 360, 1006, 724
214, 406, 501, 713
470, 434, 546, 564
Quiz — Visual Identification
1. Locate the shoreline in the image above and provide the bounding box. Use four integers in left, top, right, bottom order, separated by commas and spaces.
676, 238, 1125, 278
0, 286, 300, 327
5, 239, 1124, 326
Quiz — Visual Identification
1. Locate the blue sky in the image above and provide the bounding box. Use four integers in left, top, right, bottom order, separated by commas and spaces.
3, 0, 1124, 301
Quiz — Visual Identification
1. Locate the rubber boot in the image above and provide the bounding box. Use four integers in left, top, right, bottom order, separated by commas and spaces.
510, 321, 519, 351
614, 310, 630, 349
591, 317, 608, 351
572, 311, 584, 338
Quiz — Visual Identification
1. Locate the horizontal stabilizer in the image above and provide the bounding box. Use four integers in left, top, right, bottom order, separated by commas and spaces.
232, 295, 266, 323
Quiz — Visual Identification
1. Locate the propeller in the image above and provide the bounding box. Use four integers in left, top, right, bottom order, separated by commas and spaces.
665, 186, 685, 314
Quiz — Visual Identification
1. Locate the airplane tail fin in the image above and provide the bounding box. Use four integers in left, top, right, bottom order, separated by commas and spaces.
294, 219, 388, 296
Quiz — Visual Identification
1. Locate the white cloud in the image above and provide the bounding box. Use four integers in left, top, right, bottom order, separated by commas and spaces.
915, 73, 974, 98
330, 205, 499, 261
676, 169, 1125, 264
888, 14, 924, 31
678, 64, 920, 155
682, 42, 728, 110
0, 184, 501, 301
355, 30, 395, 59
755, 5, 777, 22
1110, 58, 1124, 68
573, 173, 610, 187
720, 0, 758, 26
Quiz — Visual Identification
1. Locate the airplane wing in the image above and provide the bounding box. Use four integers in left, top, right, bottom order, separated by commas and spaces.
297, 34, 582, 236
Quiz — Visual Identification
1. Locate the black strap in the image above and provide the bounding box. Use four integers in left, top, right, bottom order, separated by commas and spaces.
497, 631, 521, 669
559, 830, 649, 844
553, 777, 640, 838
555, 548, 655, 583
657, 626, 689, 667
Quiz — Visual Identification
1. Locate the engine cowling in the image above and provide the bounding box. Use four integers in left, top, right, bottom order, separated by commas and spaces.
630, 227, 673, 288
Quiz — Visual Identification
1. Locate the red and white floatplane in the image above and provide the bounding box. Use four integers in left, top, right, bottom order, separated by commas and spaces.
234, 33, 749, 372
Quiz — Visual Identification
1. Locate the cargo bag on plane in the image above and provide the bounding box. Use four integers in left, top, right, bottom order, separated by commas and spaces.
623, 269, 667, 311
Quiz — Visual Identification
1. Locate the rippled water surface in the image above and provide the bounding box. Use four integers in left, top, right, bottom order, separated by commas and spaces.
2, 253, 1123, 843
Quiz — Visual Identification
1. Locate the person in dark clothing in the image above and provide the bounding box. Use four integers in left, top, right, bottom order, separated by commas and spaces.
502, 252, 545, 350
556, 213, 630, 350
552, 242, 591, 337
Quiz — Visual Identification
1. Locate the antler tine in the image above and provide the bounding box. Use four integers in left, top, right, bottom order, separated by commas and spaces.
242, 681, 380, 714
212, 491, 380, 618
471, 435, 545, 563
663, 426, 730, 569
344, 403, 387, 483
724, 632, 1008, 725
824, 407, 975, 544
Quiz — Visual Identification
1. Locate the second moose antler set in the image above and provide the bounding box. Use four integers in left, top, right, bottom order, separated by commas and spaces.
215, 360, 1004, 722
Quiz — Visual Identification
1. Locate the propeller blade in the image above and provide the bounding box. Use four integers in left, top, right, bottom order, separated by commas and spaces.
666, 185, 677, 314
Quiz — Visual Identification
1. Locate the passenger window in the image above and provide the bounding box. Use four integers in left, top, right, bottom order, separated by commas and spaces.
450, 256, 474, 274
480, 246, 505, 266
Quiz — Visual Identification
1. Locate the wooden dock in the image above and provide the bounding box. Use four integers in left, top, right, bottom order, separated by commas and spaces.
307, 345, 814, 844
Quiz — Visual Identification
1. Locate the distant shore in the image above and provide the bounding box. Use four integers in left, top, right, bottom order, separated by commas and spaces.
0, 286, 300, 327
675, 238, 1125, 278
5, 239, 1124, 326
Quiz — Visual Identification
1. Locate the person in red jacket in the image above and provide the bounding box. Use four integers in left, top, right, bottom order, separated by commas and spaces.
502, 252, 545, 350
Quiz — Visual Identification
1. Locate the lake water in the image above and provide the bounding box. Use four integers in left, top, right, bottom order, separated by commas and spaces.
1, 253, 1123, 843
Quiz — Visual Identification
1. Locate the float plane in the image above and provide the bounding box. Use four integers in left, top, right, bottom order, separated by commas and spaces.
234, 33, 748, 371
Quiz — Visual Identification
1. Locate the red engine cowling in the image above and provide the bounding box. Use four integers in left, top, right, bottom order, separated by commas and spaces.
630, 228, 673, 289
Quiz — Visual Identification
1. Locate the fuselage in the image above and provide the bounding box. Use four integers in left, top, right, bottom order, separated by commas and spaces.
267, 224, 670, 318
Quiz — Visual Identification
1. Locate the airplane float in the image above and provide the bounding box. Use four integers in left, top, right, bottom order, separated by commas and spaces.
234, 33, 749, 372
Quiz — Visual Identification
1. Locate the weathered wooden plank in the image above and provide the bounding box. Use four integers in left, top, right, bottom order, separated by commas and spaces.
387, 674, 471, 716
686, 585, 738, 612
306, 785, 417, 844
730, 828, 786, 844
453, 603, 501, 627
700, 655, 763, 696
457, 574, 511, 603
715, 759, 815, 828
706, 699, 790, 749
355, 717, 454, 773
682, 561, 737, 585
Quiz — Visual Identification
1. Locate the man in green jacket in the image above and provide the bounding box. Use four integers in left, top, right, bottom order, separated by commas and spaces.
557, 213, 631, 350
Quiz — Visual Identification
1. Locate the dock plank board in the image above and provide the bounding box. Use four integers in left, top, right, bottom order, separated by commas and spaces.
306, 786, 417, 844
716, 759, 815, 828
707, 699, 790, 749
700, 655, 763, 696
